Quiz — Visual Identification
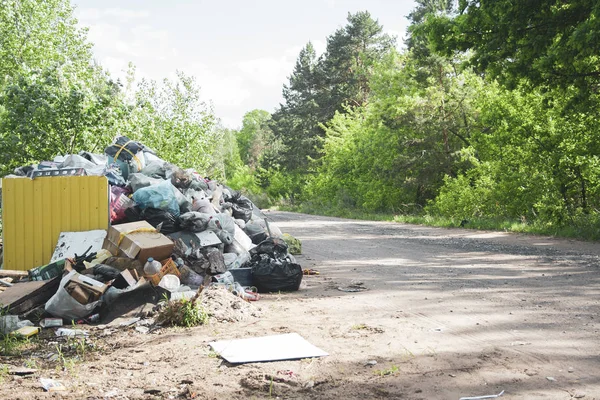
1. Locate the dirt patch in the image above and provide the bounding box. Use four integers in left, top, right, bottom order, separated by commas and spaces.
2, 211, 600, 399
200, 286, 262, 322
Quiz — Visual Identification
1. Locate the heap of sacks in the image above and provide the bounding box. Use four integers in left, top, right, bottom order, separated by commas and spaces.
11, 136, 302, 297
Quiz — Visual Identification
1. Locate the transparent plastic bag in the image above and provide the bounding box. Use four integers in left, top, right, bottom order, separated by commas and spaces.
45, 271, 102, 320
132, 180, 180, 216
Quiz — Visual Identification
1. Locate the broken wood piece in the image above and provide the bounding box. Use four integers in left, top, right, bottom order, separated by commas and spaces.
0, 270, 28, 279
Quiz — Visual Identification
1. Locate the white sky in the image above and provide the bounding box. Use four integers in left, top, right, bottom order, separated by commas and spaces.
73, 0, 417, 128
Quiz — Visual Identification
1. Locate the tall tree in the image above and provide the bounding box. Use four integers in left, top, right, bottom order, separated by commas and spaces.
421, 0, 600, 91
271, 12, 395, 178
0, 0, 92, 89
319, 11, 395, 111
237, 109, 274, 168
128, 71, 217, 174
270, 42, 321, 171
0, 0, 124, 174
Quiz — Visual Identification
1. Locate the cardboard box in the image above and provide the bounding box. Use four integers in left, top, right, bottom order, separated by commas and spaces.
111, 269, 139, 289
103, 221, 174, 263
64, 273, 108, 305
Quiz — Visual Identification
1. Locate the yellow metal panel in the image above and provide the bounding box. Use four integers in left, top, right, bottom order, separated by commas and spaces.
1, 176, 109, 271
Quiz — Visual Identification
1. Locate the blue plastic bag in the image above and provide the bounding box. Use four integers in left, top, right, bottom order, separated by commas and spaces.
133, 180, 180, 217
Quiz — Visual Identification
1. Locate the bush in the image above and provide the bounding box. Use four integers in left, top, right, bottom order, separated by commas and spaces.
156, 295, 208, 328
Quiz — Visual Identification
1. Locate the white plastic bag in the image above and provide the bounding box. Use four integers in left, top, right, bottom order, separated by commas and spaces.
234, 224, 254, 252
45, 271, 102, 320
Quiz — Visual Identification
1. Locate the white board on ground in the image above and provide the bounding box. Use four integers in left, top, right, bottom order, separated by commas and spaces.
51, 230, 107, 262
209, 333, 328, 364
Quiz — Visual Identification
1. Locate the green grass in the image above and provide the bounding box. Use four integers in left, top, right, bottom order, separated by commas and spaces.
374, 365, 399, 377
156, 295, 208, 327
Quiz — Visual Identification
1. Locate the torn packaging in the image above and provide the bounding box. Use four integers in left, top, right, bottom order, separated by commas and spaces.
45, 271, 106, 320
65, 274, 107, 304
103, 220, 174, 264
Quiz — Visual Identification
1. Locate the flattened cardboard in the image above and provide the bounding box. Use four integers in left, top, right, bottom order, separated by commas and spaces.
209, 333, 328, 364
103, 221, 174, 263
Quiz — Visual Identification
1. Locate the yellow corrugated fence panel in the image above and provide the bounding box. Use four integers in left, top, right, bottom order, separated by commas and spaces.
1, 176, 109, 271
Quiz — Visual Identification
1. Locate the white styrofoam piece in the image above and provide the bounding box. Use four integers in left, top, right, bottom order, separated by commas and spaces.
209, 333, 328, 364
50, 230, 107, 262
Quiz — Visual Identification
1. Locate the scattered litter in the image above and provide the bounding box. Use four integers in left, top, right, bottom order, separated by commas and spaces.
135, 326, 150, 334
55, 328, 88, 337
8, 367, 37, 376
459, 390, 504, 400
0, 315, 20, 334
40, 318, 63, 328
0, 278, 13, 287
0, 135, 302, 346
40, 378, 67, 392
119, 318, 141, 327
546, 376, 555, 382
510, 341, 531, 346
209, 332, 328, 364
303, 269, 319, 275
10, 326, 40, 338
365, 360, 378, 367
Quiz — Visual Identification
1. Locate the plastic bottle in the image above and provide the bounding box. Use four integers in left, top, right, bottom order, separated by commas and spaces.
143, 257, 161, 275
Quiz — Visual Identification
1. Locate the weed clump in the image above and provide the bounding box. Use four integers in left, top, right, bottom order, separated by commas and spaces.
156, 294, 208, 328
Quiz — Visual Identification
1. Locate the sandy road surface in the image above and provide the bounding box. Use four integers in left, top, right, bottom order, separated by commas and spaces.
3, 211, 600, 399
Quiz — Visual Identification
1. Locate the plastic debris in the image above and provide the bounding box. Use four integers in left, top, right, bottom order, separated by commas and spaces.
459, 390, 505, 400
40, 378, 67, 392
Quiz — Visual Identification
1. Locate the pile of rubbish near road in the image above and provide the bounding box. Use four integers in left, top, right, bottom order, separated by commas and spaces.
0, 136, 304, 336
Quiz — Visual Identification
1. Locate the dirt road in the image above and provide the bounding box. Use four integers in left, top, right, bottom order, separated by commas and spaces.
3, 211, 600, 399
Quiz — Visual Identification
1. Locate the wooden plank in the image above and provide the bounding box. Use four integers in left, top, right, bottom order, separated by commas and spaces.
0, 270, 28, 278
0, 277, 60, 315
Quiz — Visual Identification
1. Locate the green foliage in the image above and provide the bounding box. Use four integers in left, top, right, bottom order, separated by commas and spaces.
126, 70, 218, 175
0, 66, 123, 174
0, 0, 92, 88
306, 51, 482, 212
0, 3, 221, 178
156, 296, 208, 328
427, 83, 600, 227
237, 109, 274, 168
1, 334, 23, 356
0, 0, 123, 175
270, 11, 396, 179
420, 0, 600, 92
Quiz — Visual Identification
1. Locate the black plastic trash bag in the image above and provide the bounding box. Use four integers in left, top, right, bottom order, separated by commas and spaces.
250, 238, 289, 260
244, 222, 268, 244
92, 264, 122, 282
141, 207, 181, 235
224, 190, 254, 223
251, 254, 303, 292
124, 205, 143, 222
105, 136, 146, 162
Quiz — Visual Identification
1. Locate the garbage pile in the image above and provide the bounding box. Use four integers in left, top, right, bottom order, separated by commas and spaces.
0, 136, 303, 335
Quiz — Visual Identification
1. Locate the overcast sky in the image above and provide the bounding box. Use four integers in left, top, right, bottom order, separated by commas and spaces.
73, 0, 417, 128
